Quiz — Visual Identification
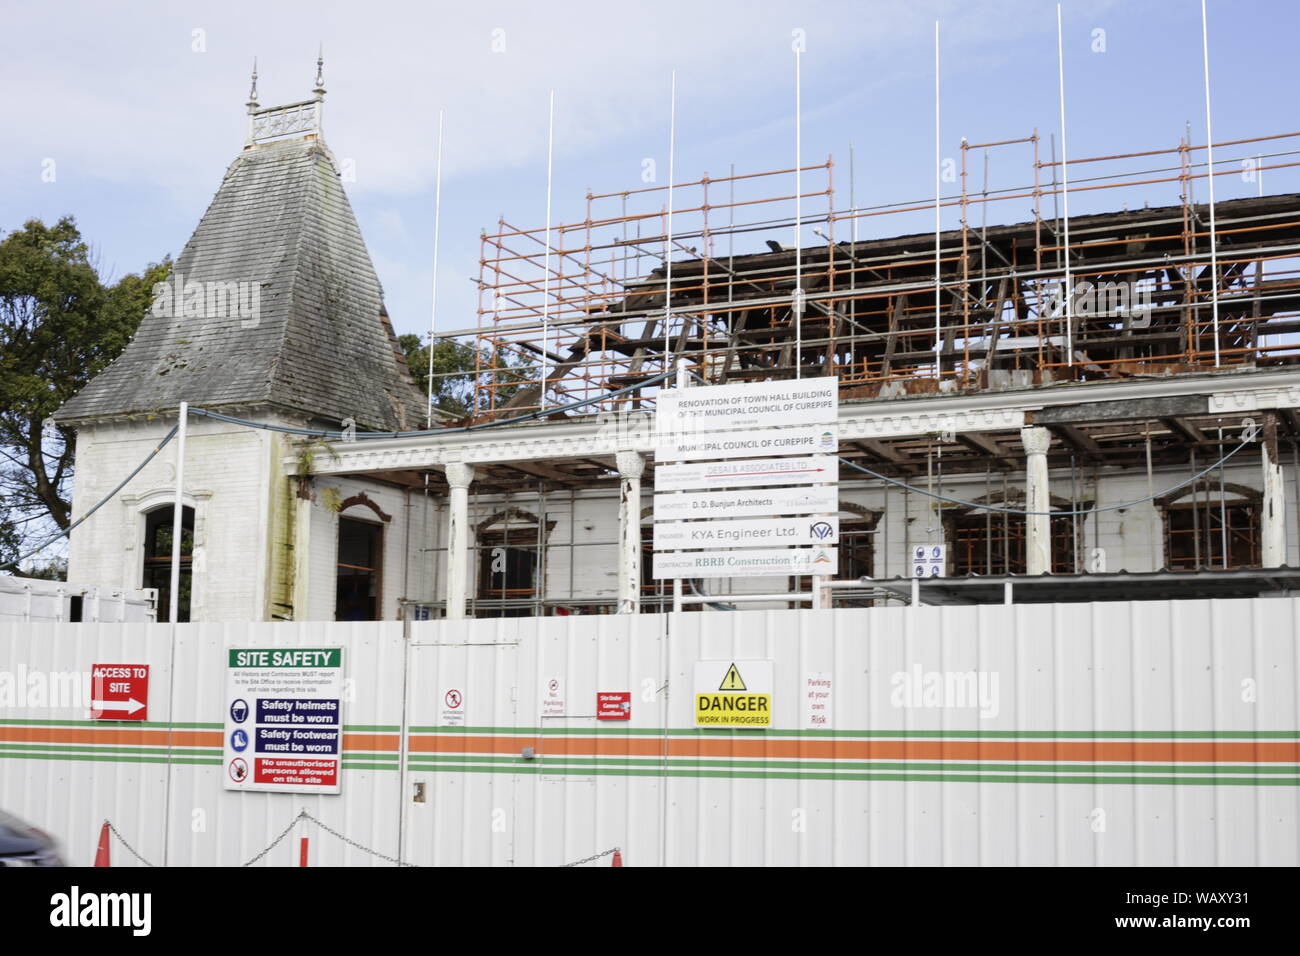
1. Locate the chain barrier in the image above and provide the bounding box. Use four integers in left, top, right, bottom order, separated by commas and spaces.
241, 810, 308, 867
560, 847, 620, 867
105, 820, 156, 867
296, 811, 418, 867
108, 813, 614, 867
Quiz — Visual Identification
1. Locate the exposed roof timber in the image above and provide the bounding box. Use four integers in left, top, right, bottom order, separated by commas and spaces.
1161, 417, 1207, 444
1049, 423, 1103, 457
956, 432, 1016, 469
500, 460, 588, 483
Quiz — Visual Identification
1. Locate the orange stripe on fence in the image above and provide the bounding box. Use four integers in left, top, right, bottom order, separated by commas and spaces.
0, 726, 222, 748
0, 727, 397, 752
407, 734, 1300, 764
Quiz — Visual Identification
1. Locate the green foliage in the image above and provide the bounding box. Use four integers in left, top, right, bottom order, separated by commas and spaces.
398, 334, 535, 419
0, 216, 169, 567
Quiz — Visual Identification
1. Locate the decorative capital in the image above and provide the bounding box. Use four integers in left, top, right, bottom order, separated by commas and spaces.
1020, 425, 1052, 457
615, 451, 644, 480
445, 462, 475, 490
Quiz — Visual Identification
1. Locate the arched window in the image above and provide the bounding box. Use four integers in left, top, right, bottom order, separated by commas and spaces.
1160, 481, 1260, 570
336, 516, 383, 621
476, 508, 553, 617
945, 491, 1080, 575
142, 505, 194, 622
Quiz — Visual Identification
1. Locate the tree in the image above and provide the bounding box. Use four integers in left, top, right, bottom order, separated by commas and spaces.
398, 334, 535, 419
0, 217, 169, 572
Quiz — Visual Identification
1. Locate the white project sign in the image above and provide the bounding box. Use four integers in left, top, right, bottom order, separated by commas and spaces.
224, 647, 344, 794
656, 377, 837, 433
654, 516, 838, 549
656, 424, 838, 463
654, 485, 838, 521
654, 455, 837, 491
654, 546, 837, 579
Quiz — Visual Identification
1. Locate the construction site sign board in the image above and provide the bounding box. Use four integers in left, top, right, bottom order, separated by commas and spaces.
224, 647, 344, 794
657, 424, 838, 462
654, 515, 838, 550
654, 546, 837, 580
656, 377, 837, 434
653, 485, 838, 521
694, 660, 774, 727
89, 664, 149, 721
653, 455, 837, 492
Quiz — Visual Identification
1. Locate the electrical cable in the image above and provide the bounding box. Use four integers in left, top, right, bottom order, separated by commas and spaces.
6, 425, 180, 569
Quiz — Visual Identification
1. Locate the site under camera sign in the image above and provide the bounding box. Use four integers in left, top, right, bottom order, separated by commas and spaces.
694, 660, 773, 728
224, 647, 344, 795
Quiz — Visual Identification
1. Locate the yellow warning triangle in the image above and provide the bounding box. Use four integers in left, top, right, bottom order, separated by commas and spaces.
719, 663, 747, 691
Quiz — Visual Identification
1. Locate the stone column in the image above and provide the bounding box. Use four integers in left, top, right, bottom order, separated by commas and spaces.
444, 462, 475, 620
1021, 426, 1052, 576
1261, 413, 1287, 568
616, 451, 645, 614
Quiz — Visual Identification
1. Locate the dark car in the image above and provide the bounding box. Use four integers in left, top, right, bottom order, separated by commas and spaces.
0, 810, 64, 866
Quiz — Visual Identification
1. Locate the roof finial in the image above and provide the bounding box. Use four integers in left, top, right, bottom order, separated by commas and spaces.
247, 57, 259, 111
313, 45, 325, 100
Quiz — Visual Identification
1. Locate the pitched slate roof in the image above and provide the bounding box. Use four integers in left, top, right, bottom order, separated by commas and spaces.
55, 134, 426, 430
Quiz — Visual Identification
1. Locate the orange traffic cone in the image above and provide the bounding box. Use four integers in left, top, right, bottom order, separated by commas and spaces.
93, 821, 111, 867
611, 848, 622, 867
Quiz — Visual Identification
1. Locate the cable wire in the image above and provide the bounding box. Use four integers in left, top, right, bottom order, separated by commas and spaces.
6, 425, 180, 569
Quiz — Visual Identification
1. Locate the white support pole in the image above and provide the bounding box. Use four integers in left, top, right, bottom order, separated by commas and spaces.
1261, 414, 1287, 567
664, 71, 677, 364
1201, 0, 1221, 367
1022, 426, 1052, 575
794, 41, 803, 379
1056, 4, 1074, 365
541, 90, 555, 408
169, 401, 188, 624
444, 462, 475, 620
933, 20, 942, 370
671, 358, 687, 613
616, 451, 645, 614
426, 109, 445, 428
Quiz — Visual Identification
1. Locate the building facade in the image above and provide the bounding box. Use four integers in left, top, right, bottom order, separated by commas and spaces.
53, 85, 1300, 621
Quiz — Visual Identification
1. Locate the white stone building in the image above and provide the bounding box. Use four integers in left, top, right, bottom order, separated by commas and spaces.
53, 84, 1300, 622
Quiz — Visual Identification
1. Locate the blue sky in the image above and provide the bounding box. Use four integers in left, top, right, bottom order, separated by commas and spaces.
2, 0, 1296, 342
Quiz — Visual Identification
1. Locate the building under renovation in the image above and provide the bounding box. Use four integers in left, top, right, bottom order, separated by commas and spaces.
51, 81, 1300, 621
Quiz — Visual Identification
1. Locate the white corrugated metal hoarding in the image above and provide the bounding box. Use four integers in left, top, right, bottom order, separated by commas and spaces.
1, 600, 1297, 866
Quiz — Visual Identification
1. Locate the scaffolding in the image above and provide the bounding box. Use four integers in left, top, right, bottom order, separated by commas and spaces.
455, 129, 1300, 417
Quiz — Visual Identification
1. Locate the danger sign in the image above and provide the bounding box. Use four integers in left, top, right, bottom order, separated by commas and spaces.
89, 664, 149, 721
694, 660, 773, 727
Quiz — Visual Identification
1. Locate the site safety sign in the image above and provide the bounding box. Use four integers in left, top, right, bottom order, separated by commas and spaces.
694, 660, 773, 727
224, 647, 344, 794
